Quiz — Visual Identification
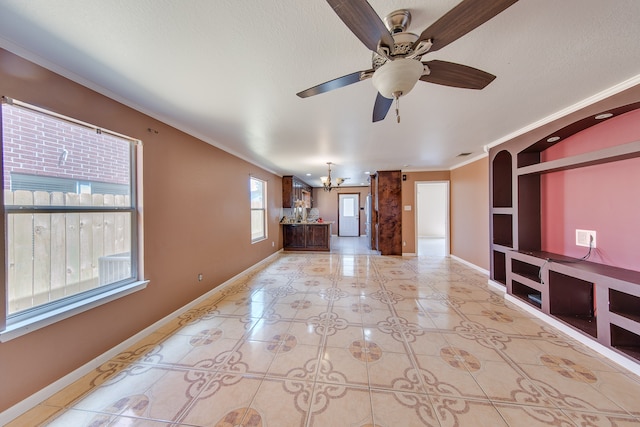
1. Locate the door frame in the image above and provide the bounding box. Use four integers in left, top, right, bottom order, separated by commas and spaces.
414, 181, 450, 255
338, 192, 360, 237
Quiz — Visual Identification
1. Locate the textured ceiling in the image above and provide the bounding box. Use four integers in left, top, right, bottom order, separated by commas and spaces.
0, 0, 639, 186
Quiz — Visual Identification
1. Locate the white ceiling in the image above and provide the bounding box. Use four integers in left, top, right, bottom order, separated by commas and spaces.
0, 1, 639, 186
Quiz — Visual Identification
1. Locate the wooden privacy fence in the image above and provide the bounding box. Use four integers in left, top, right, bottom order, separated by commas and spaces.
5, 190, 132, 314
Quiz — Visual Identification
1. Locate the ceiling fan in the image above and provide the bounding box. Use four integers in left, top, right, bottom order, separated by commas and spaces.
297, 0, 518, 122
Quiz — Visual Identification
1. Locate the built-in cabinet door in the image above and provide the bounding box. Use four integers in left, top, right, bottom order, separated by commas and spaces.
283, 225, 305, 248
370, 174, 378, 250
282, 176, 294, 208
375, 170, 402, 255
306, 225, 329, 249
282, 176, 313, 208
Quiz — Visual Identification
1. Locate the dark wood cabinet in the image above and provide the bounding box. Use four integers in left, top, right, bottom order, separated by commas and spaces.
282, 223, 331, 251
282, 224, 306, 249
282, 176, 312, 208
370, 171, 402, 255
305, 224, 330, 249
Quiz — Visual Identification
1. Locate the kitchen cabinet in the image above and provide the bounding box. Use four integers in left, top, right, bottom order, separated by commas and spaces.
282, 223, 331, 251
282, 176, 312, 208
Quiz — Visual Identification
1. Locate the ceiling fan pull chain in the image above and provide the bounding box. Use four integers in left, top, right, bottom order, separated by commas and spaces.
395, 94, 400, 123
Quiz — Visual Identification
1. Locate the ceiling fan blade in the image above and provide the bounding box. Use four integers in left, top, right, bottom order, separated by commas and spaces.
297, 69, 373, 98
372, 92, 393, 122
421, 60, 496, 90
326, 0, 394, 52
413, 0, 518, 52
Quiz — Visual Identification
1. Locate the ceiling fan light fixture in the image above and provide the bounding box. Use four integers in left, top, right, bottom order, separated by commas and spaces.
372, 58, 424, 100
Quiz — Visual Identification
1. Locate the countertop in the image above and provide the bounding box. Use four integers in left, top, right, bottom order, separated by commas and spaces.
280, 221, 334, 225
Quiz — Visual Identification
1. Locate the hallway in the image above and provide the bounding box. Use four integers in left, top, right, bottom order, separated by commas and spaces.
10, 249, 640, 426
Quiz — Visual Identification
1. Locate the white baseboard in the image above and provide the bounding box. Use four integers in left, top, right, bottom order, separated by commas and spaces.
487, 279, 506, 292
505, 294, 640, 377
402, 252, 417, 257
450, 255, 489, 275
0, 251, 282, 426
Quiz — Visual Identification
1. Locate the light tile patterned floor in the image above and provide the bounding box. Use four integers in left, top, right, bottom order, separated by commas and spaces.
10, 249, 640, 426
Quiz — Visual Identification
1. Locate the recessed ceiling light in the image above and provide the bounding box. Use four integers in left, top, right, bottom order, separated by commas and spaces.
595, 113, 613, 120
403, 164, 409, 167
364, 171, 370, 175
306, 173, 312, 176
546, 136, 560, 143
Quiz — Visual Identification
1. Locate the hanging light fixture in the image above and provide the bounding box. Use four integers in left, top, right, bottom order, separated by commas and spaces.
372, 58, 425, 123
320, 162, 344, 192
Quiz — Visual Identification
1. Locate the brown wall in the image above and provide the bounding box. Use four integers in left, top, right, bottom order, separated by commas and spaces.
0, 49, 282, 412
312, 186, 370, 235
450, 158, 490, 270
400, 171, 451, 254
400, 164, 489, 269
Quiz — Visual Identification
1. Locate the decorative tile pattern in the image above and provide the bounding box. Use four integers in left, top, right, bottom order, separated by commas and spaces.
539, 354, 597, 383
440, 346, 481, 371
350, 339, 382, 362
9, 245, 640, 427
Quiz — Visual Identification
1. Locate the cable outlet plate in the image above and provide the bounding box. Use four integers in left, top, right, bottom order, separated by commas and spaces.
576, 229, 596, 248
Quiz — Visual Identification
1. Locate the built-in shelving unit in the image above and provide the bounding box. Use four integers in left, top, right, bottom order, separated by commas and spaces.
506, 249, 640, 352
489, 150, 512, 285
609, 289, 640, 324
507, 251, 547, 311
490, 100, 640, 367
517, 140, 640, 176
548, 270, 597, 339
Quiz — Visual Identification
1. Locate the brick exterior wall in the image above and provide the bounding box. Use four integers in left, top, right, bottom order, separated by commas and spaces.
2, 104, 130, 190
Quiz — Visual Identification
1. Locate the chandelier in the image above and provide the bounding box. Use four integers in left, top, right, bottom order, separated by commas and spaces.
320, 162, 344, 192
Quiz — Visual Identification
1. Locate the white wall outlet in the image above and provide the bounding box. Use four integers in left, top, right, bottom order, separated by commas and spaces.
404, 205, 412, 211
576, 229, 596, 248
198, 273, 203, 282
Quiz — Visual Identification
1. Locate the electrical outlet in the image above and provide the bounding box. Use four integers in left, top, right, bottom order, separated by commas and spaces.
576, 229, 596, 248
198, 273, 203, 282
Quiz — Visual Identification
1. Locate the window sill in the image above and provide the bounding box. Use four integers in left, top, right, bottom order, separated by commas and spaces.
0, 280, 149, 342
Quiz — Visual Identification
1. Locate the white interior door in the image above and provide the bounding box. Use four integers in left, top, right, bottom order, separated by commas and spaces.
339, 193, 359, 236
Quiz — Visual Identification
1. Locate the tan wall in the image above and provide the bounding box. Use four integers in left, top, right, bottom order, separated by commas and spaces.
450, 158, 490, 270
312, 186, 370, 235
0, 49, 282, 412
400, 171, 451, 254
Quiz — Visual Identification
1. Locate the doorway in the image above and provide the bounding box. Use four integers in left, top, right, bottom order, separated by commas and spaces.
415, 181, 449, 256
338, 193, 360, 236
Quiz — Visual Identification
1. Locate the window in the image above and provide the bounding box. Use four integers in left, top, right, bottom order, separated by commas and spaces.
250, 177, 267, 242
0, 97, 144, 339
